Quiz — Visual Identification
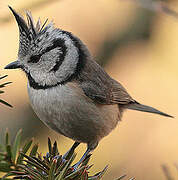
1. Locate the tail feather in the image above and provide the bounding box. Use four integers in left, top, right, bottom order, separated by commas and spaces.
126, 102, 174, 118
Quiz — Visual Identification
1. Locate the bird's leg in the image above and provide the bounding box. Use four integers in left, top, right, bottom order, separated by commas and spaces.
63, 141, 80, 160
72, 147, 91, 170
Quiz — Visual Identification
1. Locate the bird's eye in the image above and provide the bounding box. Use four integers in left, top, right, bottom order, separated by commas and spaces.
28, 55, 41, 63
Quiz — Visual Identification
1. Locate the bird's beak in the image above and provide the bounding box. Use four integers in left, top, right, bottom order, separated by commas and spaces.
4, 60, 21, 69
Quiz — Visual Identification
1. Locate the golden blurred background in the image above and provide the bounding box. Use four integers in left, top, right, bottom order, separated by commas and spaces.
0, 0, 178, 179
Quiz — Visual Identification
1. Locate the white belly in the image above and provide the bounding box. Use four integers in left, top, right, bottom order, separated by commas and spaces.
27, 82, 120, 144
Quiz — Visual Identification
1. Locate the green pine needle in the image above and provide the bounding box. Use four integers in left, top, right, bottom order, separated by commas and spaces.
0, 75, 12, 107
0, 130, 131, 180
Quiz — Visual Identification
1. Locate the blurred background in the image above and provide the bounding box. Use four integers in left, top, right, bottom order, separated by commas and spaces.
0, 0, 178, 179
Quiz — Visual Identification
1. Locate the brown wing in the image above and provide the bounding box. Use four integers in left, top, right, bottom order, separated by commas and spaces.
78, 59, 135, 105
109, 78, 135, 104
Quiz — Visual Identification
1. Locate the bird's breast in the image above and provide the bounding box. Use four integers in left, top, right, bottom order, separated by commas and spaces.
27, 82, 120, 143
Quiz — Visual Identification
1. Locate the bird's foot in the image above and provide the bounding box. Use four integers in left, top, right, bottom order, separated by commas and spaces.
72, 149, 91, 171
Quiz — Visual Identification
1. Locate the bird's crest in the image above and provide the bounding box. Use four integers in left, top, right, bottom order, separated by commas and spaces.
9, 6, 53, 56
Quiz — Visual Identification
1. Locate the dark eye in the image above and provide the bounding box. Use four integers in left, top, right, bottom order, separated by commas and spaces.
28, 55, 41, 63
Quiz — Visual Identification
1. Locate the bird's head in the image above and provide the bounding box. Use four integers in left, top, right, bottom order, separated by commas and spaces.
5, 6, 88, 89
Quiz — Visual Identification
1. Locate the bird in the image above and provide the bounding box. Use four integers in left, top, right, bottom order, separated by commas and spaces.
5, 6, 173, 168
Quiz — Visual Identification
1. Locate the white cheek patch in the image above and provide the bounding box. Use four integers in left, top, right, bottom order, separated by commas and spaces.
55, 35, 79, 82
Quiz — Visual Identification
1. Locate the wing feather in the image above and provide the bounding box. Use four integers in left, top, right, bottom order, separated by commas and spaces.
78, 59, 135, 105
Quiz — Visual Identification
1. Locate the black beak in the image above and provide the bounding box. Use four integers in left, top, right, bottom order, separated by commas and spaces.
4, 61, 21, 69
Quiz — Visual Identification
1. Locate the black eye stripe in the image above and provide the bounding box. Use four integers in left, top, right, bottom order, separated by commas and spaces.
28, 39, 66, 64
42, 39, 65, 54
28, 54, 41, 63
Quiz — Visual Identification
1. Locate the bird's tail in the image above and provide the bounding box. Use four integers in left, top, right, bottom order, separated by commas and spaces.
126, 102, 174, 118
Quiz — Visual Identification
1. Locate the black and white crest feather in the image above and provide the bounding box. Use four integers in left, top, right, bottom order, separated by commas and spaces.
9, 6, 54, 57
